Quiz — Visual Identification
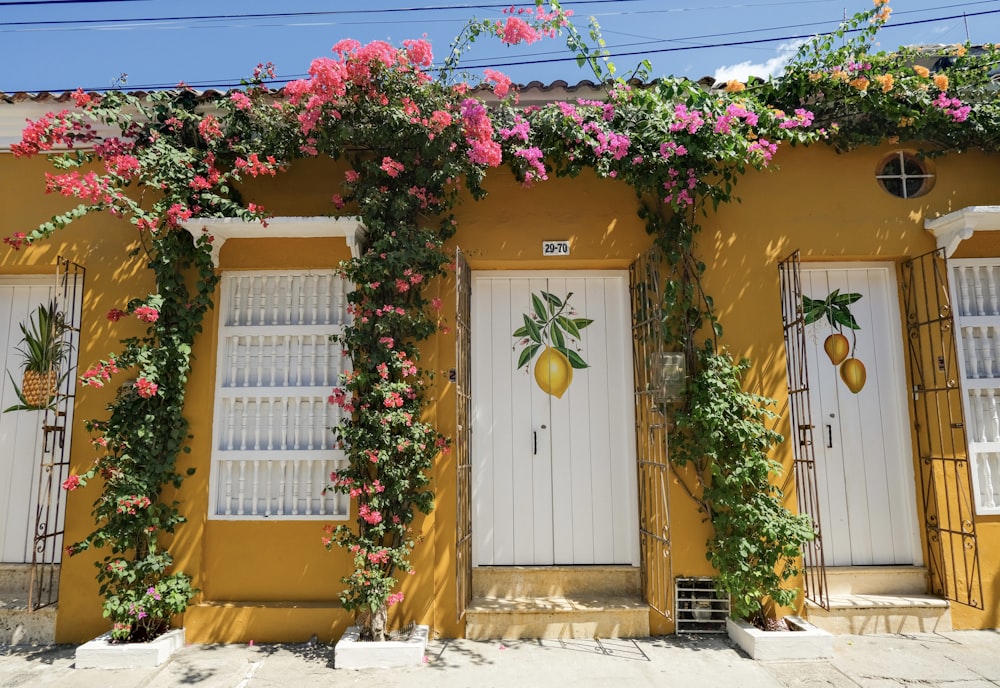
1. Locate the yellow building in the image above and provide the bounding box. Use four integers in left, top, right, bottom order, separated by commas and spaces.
1, 91, 998, 645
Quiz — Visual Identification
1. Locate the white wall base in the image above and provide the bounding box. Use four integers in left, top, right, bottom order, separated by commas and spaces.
75, 628, 185, 669
335, 625, 429, 669
726, 616, 833, 661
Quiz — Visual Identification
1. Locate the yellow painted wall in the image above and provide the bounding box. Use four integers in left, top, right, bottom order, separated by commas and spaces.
697, 143, 1000, 630
4, 141, 1000, 643
0, 155, 155, 642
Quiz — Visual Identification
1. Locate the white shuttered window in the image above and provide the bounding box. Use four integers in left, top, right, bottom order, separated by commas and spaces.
951, 259, 1000, 515
210, 270, 352, 519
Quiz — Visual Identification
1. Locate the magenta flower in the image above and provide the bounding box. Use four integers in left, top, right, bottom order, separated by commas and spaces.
134, 306, 159, 323
135, 377, 158, 399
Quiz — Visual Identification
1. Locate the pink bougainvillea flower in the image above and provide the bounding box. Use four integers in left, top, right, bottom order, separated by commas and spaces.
380, 156, 405, 178
134, 306, 159, 323
483, 68, 514, 99
165, 203, 193, 227
496, 16, 542, 45
230, 92, 252, 110
197, 115, 223, 142
402, 38, 433, 68
135, 377, 158, 399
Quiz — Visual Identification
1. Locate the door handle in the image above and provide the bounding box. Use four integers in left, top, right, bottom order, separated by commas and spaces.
533, 431, 537, 455
826, 424, 833, 449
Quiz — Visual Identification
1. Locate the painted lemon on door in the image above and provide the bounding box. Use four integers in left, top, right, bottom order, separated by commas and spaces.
803, 289, 867, 394
533, 347, 573, 398
513, 291, 592, 398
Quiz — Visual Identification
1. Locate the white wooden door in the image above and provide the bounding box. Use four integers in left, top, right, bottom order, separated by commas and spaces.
471, 272, 639, 566
0, 278, 56, 563
802, 264, 920, 566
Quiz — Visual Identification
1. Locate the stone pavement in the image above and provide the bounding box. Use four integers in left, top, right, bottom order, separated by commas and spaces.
2, 630, 1000, 687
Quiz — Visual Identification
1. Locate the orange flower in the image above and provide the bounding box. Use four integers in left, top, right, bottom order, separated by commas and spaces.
725, 80, 746, 93
913, 65, 930, 78
898, 116, 915, 127
934, 74, 949, 90
875, 73, 895, 93
850, 77, 870, 91
831, 68, 849, 82
955, 45, 967, 57
875, 7, 892, 21
873, 0, 889, 5
808, 72, 823, 82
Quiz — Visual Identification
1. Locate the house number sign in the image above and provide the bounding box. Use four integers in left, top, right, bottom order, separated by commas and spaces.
542, 240, 570, 256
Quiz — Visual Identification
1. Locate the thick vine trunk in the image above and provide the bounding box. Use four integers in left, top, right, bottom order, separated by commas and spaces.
356, 605, 388, 642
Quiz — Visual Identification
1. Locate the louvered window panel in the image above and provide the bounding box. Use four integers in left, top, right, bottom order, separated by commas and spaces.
210, 271, 352, 519
950, 260, 1000, 515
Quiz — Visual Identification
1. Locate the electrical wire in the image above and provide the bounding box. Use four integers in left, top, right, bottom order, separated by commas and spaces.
0, 0, 936, 29
3, 3, 996, 92
0, 0, 148, 6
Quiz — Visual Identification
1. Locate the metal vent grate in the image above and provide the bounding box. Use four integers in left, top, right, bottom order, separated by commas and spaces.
675, 577, 730, 634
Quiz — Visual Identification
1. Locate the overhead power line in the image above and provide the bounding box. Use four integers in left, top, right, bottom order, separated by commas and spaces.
4, 3, 997, 92
0, 0, 646, 26
0, 0, 932, 29
0, 0, 148, 5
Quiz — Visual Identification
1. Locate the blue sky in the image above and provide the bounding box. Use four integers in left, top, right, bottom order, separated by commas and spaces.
0, 0, 996, 93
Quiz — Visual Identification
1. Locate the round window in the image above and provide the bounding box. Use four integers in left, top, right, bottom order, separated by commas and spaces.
876, 151, 934, 199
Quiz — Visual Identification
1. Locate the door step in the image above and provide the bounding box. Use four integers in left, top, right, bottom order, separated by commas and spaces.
805, 566, 952, 634
465, 566, 649, 640
0, 564, 57, 645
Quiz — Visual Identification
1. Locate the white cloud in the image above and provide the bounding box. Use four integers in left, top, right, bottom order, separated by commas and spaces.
713, 40, 806, 84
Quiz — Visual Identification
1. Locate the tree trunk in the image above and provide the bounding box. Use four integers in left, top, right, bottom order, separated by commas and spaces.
356, 604, 388, 641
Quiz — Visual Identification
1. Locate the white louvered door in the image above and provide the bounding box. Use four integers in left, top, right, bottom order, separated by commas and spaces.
471, 272, 639, 566
0, 278, 56, 562
802, 264, 919, 566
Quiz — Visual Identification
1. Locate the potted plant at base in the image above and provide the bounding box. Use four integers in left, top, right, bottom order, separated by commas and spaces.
4, 301, 69, 412
670, 347, 831, 661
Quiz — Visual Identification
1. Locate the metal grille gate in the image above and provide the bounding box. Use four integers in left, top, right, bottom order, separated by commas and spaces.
629, 247, 672, 621
29, 256, 85, 611
900, 249, 983, 608
455, 248, 473, 621
777, 251, 829, 610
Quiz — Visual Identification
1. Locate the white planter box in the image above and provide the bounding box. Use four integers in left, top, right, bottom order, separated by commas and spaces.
335, 624, 429, 669
76, 627, 185, 669
726, 616, 833, 661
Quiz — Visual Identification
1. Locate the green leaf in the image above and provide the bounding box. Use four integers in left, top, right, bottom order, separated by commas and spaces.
524, 314, 542, 343
833, 308, 860, 330
557, 315, 581, 339
552, 324, 566, 349
512, 326, 529, 338
803, 307, 826, 325
542, 291, 563, 310
531, 294, 547, 322
573, 318, 594, 330
517, 343, 540, 369
834, 292, 863, 306
563, 348, 589, 369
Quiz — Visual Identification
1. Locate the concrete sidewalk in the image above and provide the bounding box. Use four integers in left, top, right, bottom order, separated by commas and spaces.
2, 631, 1000, 687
